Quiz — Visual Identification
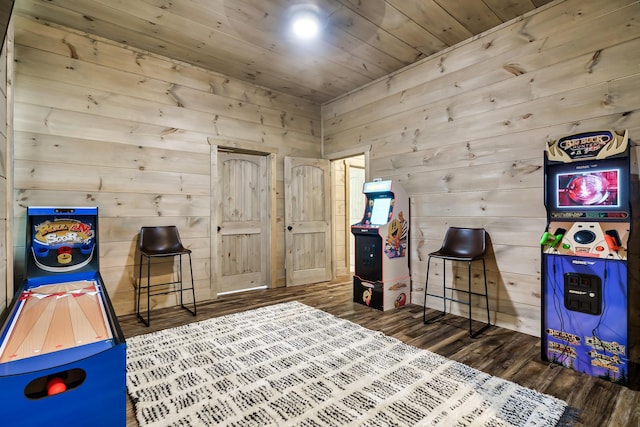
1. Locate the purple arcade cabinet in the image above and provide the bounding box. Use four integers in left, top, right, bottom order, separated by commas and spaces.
541, 130, 640, 388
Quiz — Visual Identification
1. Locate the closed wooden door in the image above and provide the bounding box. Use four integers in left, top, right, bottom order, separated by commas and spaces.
284, 157, 332, 286
217, 152, 268, 294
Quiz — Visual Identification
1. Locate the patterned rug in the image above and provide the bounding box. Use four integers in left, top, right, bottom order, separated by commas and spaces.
126, 301, 573, 426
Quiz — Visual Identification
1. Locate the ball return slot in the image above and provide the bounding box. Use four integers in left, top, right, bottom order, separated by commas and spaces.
24, 368, 86, 399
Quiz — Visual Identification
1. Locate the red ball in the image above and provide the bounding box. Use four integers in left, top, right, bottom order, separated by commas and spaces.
57, 246, 72, 255
47, 377, 66, 396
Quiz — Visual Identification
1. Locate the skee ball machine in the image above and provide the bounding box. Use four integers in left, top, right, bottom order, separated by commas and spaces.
351, 179, 410, 311
541, 130, 640, 388
0, 207, 126, 426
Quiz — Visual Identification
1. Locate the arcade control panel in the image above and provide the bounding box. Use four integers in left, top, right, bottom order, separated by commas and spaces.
541, 221, 629, 260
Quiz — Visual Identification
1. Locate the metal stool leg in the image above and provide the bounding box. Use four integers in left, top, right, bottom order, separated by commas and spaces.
178, 254, 183, 307
442, 259, 447, 315
424, 256, 447, 324
423, 256, 431, 323
469, 258, 491, 338
482, 258, 490, 326
468, 260, 472, 336
136, 254, 151, 327
187, 253, 197, 316
145, 255, 151, 326
136, 254, 143, 323
177, 253, 197, 317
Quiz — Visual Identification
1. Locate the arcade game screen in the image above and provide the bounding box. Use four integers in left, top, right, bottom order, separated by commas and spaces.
370, 197, 392, 225
556, 170, 619, 207
547, 156, 629, 218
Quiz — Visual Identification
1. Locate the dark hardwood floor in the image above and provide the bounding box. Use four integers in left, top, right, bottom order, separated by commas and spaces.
118, 279, 640, 426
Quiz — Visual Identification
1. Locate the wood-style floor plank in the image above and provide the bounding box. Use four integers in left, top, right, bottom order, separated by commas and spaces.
118, 279, 639, 427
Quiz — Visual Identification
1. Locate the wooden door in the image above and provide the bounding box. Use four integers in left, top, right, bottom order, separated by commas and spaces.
284, 157, 332, 286
216, 152, 269, 294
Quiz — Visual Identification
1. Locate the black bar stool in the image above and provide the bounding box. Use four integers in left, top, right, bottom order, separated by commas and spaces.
136, 226, 197, 326
423, 227, 491, 337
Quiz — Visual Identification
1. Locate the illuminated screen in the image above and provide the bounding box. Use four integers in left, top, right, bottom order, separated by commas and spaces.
556, 169, 619, 208
370, 197, 392, 225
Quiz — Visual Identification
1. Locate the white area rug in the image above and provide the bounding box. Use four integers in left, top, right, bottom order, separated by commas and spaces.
126, 301, 571, 426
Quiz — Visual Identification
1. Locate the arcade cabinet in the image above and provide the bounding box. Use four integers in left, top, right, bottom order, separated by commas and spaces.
0, 207, 126, 426
351, 180, 410, 311
541, 130, 640, 388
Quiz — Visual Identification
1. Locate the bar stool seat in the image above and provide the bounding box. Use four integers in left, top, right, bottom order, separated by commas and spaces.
423, 227, 490, 337
136, 226, 197, 326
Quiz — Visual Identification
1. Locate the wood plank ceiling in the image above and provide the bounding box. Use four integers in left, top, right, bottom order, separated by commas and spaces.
14, 0, 554, 104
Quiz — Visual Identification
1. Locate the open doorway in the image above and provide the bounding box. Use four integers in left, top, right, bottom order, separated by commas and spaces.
347, 158, 365, 274
331, 155, 365, 278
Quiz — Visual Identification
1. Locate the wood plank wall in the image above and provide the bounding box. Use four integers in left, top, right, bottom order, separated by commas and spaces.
322, 0, 640, 336
11, 15, 321, 315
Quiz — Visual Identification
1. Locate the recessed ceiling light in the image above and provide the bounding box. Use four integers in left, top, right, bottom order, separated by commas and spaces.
286, 4, 326, 41
291, 11, 320, 39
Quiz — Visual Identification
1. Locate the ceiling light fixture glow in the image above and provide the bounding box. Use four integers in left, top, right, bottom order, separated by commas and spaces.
291, 11, 321, 39
287, 3, 326, 40
291, 12, 320, 40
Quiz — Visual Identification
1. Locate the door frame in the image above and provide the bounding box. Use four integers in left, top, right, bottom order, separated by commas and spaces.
344, 157, 366, 275
325, 146, 370, 280
210, 142, 277, 297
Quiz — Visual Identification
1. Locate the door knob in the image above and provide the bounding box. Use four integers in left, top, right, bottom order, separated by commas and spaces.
287, 226, 293, 231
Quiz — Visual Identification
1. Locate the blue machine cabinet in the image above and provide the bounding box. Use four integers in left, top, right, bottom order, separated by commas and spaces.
0, 207, 126, 426
541, 131, 640, 389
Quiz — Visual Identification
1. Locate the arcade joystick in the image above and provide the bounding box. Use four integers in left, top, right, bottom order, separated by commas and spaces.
552, 228, 566, 246
604, 234, 619, 251
540, 228, 566, 247
539, 232, 550, 245
605, 230, 621, 251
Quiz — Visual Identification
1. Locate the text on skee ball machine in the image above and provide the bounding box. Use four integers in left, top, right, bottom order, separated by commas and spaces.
541, 130, 640, 389
351, 179, 410, 311
0, 207, 126, 426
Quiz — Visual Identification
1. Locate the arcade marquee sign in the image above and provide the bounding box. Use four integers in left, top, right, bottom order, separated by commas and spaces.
34, 219, 94, 246
547, 130, 628, 162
